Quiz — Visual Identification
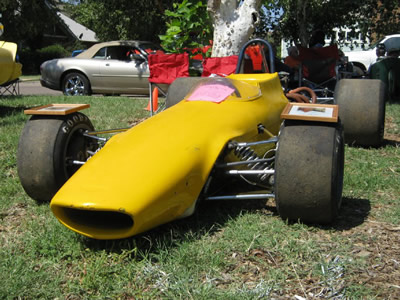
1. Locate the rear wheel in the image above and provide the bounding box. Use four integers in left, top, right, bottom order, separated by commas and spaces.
17, 112, 96, 202
334, 79, 385, 147
62, 72, 91, 96
274, 120, 344, 224
165, 77, 207, 108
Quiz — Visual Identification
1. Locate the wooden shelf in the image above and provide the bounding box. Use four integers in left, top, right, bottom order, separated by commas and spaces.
24, 104, 90, 115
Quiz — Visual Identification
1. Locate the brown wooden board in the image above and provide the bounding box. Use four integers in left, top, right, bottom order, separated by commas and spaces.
281, 103, 338, 123
24, 104, 90, 115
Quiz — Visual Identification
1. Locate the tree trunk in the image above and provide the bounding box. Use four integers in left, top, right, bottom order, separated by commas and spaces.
207, 0, 262, 57
297, 0, 309, 47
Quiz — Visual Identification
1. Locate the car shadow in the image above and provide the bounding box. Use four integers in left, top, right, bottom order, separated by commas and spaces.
78, 197, 271, 255
79, 195, 370, 257
328, 196, 371, 230
383, 137, 400, 148
345, 138, 400, 149
270, 196, 371, 232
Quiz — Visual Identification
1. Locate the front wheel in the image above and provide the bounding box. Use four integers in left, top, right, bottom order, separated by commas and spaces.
62, 72, 91, 96
274, 120, 344, 224
17, 112, 97, 202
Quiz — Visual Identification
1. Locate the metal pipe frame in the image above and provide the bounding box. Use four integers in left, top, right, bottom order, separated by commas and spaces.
216, 157, 274, 168
235, 38, 276, 74
227, 169, 275, 175
231, 136, 278, 148
205, 193, 274, 200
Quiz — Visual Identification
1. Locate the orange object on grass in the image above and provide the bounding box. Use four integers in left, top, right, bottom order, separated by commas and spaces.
145, 87, 159, 112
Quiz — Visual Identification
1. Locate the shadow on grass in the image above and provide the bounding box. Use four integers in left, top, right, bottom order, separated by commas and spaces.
345, 139, 400, 150
78, 197, 271, 257
0, 103, 27, 118
282, 196, 371, 232
331, 196, 371, 230
78, 196, 370, 258
383, 137, 400, 147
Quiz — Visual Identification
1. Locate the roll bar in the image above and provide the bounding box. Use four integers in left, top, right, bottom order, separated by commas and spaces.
235, 38, 275, 74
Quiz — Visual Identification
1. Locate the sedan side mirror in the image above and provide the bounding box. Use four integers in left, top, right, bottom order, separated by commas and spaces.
130, 53, 146, 62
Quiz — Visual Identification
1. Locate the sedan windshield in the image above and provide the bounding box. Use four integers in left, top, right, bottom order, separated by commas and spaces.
139, 42, 163, 53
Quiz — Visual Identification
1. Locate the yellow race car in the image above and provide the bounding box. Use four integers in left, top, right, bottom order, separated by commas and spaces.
17, 39, 385, 240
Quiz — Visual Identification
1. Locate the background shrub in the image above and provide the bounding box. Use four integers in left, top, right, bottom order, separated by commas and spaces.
19, 44, 69, 75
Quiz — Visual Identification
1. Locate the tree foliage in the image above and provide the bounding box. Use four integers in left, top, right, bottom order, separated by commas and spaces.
362, 0, 400, 39
0, 0, 59, 49
159, 0, 262, 57
263, 0, 400, 47
1, 0, 399, 56
159, 0, 212, 53
157, 0, 400, 57
67, 0, 175, 42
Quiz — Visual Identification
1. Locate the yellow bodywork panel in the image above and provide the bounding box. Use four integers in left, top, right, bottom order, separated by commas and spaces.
0, 41, 22, 85
50, 73, 288, 239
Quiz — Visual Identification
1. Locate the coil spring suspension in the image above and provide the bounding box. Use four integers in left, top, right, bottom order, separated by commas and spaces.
232, 144, 272, 183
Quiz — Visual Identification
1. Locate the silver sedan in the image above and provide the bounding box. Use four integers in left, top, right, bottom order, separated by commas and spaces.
40, 40, 162, 96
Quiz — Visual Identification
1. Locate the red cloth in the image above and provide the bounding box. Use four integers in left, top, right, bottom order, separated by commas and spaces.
296, 45, 340, 82
297, 44, 340, 61
201, 55, 238, 77
284, 56, 301, 69
245, 45, 263, 71
148, 52, 189, 84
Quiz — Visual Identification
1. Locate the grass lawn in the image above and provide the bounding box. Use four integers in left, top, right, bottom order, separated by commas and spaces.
0, 94, 399, 299
19, 75, 41, 82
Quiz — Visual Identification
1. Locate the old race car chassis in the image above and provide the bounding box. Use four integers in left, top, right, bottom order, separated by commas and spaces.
68, 104, 343, 227
17, 39, 386, 239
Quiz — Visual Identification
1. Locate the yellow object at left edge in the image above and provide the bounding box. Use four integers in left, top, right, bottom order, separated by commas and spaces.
0, 41, 22, 85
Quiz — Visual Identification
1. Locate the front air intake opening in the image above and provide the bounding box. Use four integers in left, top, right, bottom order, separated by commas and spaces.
61, 207, 134, 231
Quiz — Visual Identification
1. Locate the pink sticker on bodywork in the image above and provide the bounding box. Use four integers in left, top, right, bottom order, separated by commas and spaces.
186, 84, 235, 103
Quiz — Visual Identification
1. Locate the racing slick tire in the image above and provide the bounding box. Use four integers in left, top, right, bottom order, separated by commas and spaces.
334, 79, 385, 147
165, 77, 206, 108
17, 112, 96, 202
274, 120, 344, 224
62, 72, 91, 96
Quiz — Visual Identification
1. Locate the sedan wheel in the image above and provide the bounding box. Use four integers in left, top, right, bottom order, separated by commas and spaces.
62, 72, 91, 96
